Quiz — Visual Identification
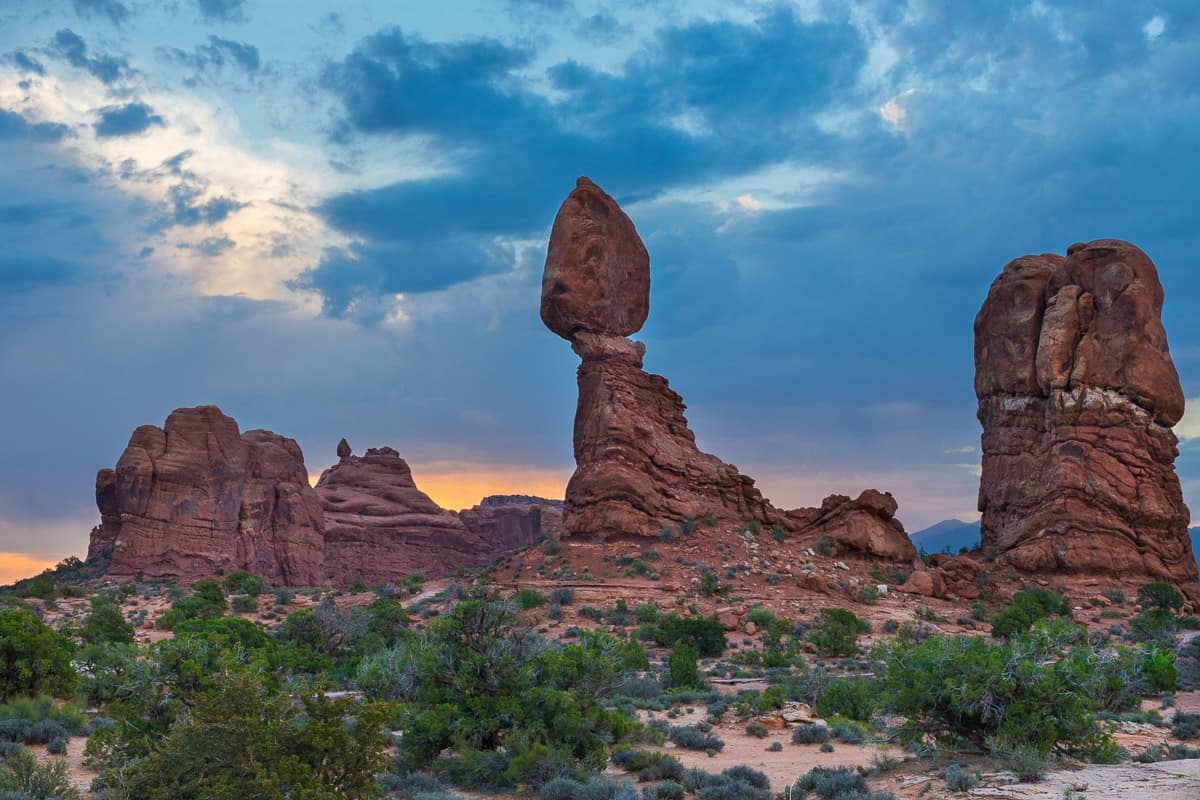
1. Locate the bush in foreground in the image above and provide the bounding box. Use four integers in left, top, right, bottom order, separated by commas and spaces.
880, 620, 1125, 759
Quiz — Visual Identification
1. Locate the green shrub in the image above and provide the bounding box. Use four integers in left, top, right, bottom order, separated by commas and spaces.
1144, 647, 1177, 692
990, 738, 1050, 782
666, 724, 723, 752
699, 571, 721, 596
744, 723, 768, 739
828, 718, 866, 744
389, 600, 641, 782
809, 609, 866, 657
1172, 711, 1200, 740
28, 572, 55, 601
549, 587, 575, 606
611, 748, 684, 782
230, 595, 258, 614
643, 780, 685, 800
514, 588, 545, 610
668, 644, 702, 690
990, 588, 1072, 639
880, 624, 1116, 757
816, 678, 879, 722
791, 724, 830, 744
745, 607, 774, 628
0, 609, 75, 701
1139, 582, 1184, 612
790, 766, 866, 799
0, 748, 80, 799
81, 597, 135, 646
650, 615, 727, 657
943, 764, 978, 792
223, 571, 264, 596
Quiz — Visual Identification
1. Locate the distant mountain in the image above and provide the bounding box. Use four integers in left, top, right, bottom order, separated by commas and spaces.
910, 519, 982, 555
1192, 528, 1199, 565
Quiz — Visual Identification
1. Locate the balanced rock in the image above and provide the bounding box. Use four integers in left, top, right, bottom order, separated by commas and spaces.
540, 177, 916, 563
316, 447, 498, 585
88, 406, 326, 586
541, 177, 650, 340
975, 240, 1197, 583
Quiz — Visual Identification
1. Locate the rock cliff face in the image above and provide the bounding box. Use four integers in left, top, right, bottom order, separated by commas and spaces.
88, 406, 326, 585
975, 240, 1197, 582
458, 495, 564, 550
90, 412, 545, 586
541, 177, 915, 562
315, 444, 498, 584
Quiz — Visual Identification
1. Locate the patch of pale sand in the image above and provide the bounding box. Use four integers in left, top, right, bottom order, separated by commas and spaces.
642, 705, 893, 791
29, 737, 95, 796
1172, 691, 1200, 714
965, 759, 1200, 800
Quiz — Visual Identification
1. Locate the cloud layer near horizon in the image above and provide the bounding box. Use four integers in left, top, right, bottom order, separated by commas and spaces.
3, 0, 1200, 559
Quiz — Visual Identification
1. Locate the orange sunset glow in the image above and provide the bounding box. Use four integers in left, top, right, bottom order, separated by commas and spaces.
0, 553, 62, 585
310, 462, 569, 512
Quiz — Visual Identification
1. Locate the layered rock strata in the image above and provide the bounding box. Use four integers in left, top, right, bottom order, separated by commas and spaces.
315, 444, 497, 584
975, 239, 1197, 581
88, 406, 326, 585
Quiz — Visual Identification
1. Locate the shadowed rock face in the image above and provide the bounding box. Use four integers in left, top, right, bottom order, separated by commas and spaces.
457, 495, 564, 549
975, 239, 1197, 582
88, 406, 326, 585
315, 445, 498, 585
540, 177, 915, 562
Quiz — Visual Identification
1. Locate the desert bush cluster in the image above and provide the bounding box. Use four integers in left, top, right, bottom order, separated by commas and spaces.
0, 559, 1195, 800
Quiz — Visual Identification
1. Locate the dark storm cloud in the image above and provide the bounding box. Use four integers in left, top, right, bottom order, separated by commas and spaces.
72, 0, 131, 26
164, 186, 245, 227
49, 28, 128, 84
302, 9, 865, 313
193, 0, 247, 23
9, 50, 45, 74
0, 109, 69, 141
0, 255, 85, 291
93, 101, 164, 138
159, 35, 261, 75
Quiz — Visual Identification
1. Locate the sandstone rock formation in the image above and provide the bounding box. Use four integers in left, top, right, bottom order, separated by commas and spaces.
541, 177, 915, 562
785, 491, 914, 562
90, 413, 546, 587
88, 406, 326, 585
315, 444, 501, 585
975, 239, 1197, 582
457, 495, 564, 550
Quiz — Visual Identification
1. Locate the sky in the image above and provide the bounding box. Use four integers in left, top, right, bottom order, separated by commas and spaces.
2, 0, 1200, 579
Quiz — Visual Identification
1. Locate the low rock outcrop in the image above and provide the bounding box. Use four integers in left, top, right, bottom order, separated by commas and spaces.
88, 406, 326, 585
541, 177, 915, 562
457, 495, 564, 550
975, 240, 1197, 583
315, 443, 498, 584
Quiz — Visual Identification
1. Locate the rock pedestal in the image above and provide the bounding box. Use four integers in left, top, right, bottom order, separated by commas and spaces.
540, 177, 915, 562
975, 240, 1196, 581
